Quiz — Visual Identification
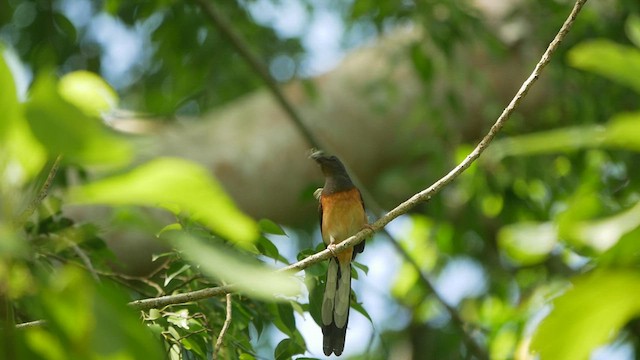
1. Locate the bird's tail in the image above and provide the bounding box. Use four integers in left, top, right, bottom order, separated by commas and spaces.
321, 257, 351, 356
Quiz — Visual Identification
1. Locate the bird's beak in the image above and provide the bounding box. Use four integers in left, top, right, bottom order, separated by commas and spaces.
310, 150, 327, 163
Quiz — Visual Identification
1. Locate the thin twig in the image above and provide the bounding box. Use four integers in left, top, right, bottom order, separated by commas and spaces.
15, 319, 47, 329
16, 155, 62, 226
213, 293, 233, 360
128, 0, 588, 344
60, 236, 101, 283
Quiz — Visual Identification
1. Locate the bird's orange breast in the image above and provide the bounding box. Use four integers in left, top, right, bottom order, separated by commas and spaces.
320, 188, 367, 263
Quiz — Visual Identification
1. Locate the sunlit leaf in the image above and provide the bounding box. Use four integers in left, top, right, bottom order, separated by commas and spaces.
568, 39, 640, 93
531, 271, 640, 360
598, 227, 640, 267
498, 222, 557, 266
569, 200, 640, 252
58, 70, 118, 118
24, 73, 131, 165
0, 50, 46, 183
166, 231, 299, 300
602, 112, 640, 151
0, 49, 20, 137
486, 125, 604, 160
36, 266, 163, 359
487, 112, 640, 159
67, 157, 259, 245
627, 14, 640, 49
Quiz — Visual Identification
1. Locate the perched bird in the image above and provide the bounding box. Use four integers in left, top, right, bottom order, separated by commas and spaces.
311, 151, 368, 356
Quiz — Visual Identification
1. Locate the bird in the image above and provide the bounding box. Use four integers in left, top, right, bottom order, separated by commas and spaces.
310, 151, 368, 356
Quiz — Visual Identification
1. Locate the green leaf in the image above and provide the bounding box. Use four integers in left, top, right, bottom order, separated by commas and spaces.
167, 309, 190, 329
35, 266, 163, 359
531, 271, 640, 360
353, 261, 369, 275
166, 232, 299, 300
626, 14, 640, 49
259, 219, 287, 236
0, 49, 19, 137
274, 338, 305, 360
566, 200, 640, 252
164, 264, 191, 287
568, 39, 640, 93
257, 235, 287, 263
148, 309, 162, 320
352, 301, 372, 322
602, 112, 640, 151
0, 50, 46, 182
497, 222, 557, 266
24, 73, 131, 165
66, 157, 259, 245
487, 112, 640, 158
277, 302, 297, 336
58, 70, 118, 118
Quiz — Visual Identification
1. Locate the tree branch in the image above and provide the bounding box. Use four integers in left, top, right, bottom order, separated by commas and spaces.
130, 0, 587, 304
129, 2, 587, 358
213, 293, 233, 359
15, 320, 47, 329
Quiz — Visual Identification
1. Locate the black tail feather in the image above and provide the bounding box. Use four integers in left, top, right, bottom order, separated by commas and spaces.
322, 320, 347, 356
322, 259, 350, 356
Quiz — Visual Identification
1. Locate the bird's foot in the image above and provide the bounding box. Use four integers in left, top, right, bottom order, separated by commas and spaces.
362, 224, 374, 233
327, 243, 339, 257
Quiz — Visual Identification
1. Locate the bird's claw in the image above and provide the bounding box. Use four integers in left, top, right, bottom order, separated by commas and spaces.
327, 243, 338, 257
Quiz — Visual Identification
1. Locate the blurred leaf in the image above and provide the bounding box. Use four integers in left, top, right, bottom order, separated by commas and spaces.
33, 266, 163, 359
569, 200, 640, 252
166, 232, 299, 300
486, 125, 604, 160
498, 222, 557, 266
602, 112, 640, 151
58, 71, 118, 118
258, 219, 287, 236
410, 43, 433, 81
531, 271, 640, 360
24, 73, 131, 165
67, 157, 259, 245
568, 39, 640, 93
598, 227, 640, 267
487, 112, 640, 160
626, 14, 640, 50
0, 50, 46, 182
0, 48, 19, 137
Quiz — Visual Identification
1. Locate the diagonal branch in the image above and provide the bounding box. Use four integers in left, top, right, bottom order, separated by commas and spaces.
130, 2, 587, 358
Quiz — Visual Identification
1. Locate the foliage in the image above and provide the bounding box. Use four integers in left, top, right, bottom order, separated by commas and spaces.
2, 1, 640, 360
